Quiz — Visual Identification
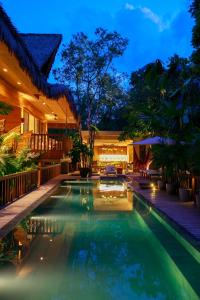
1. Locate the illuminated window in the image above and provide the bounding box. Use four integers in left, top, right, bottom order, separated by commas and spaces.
99, 154, 128, 162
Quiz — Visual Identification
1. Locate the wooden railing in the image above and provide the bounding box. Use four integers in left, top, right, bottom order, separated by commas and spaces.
0, 164, 62, 208
28, 217, 63, 235
0, 170, 38, 207
39, 164, 61, 185
30, 134, 72, 153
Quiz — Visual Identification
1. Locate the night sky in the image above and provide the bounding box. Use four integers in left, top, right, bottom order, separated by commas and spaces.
1, 0, 194, 81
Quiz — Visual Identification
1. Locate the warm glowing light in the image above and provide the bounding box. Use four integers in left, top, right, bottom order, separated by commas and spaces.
40, 257, 44, 261
50, 239, 53, 242
99, 154, 128, 162
151, 183, 157, 192
99, 184, 125, 192
2, 68, 8, 72
18, 241, 23, 246
45, 113, 57, 121
18, 249, 22, 260
43, 102, 46, 105
17, 81, 22, 85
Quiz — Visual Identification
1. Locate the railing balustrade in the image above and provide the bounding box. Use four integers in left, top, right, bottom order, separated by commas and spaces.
0, 164, 61, 208
39, 164, 61, 185
30, 134, 72, 153
0, 170, 38, 207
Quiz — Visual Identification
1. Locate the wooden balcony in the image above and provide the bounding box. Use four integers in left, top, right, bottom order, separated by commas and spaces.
30, 134, 73, 160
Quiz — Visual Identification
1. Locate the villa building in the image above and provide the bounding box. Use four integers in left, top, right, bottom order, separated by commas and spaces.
82, 131, 134, 172
0, 5, 79, 161
0, 4, 142, 170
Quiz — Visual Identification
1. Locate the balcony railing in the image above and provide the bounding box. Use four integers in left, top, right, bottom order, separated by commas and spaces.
39, 164, 61, 185
30, 134, 70, 152
0, 170, 38, 206
0, 164, 62, 208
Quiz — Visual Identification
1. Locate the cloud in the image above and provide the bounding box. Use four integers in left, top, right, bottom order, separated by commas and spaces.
124, 4, 169, 31
140, 6, 168, 31
115, 5, 193, 73
125, 3, 135, 11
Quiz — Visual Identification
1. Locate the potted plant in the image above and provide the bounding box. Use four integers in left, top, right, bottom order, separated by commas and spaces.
69, 133, 92, 178
79, 143, 91, 178
166, 181, 176, 195
157, 177, 166, 190
178, 170, 192, 202
195, 191, 200, 208
152, 144, 176, 193
188, 137, 200, 207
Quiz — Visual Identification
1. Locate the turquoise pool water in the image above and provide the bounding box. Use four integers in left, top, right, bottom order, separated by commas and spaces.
0, 179, 200, 300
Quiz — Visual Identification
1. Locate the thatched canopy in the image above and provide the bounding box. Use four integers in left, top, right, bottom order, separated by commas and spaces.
0, 5, 78, 119
20, 34, 62, 77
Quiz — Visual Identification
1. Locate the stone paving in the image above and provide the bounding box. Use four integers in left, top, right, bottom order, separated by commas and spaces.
130, 181, 200, 242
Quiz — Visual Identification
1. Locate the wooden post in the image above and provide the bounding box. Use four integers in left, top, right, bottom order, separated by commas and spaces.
192, 176, 196, 198
37, 161, 42, 187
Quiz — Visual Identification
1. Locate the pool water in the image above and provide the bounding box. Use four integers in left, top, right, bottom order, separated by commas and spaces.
0, 179, 200, 300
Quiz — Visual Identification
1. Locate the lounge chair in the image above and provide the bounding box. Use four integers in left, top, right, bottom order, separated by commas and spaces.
146, 169, 161, 179
105, 165, 117, 176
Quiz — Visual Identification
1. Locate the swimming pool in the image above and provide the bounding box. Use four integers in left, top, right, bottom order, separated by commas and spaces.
0, 179, 200, 300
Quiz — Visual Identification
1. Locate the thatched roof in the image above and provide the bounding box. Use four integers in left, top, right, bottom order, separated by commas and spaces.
20, 34, 62, 77
0, 5, 78, 119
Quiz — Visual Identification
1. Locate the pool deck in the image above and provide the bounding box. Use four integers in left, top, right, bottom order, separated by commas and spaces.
129, 177, 200, 243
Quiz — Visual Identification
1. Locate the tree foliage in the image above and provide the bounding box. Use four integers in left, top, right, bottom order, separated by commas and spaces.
122, 52, 200, 180
190, 0, 200, 66
54, 28, 128, 129
121, 56, 192, 140
54, 28, 128, 169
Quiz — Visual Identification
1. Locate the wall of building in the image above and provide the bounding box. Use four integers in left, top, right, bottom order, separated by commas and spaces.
0, 106, 21, 132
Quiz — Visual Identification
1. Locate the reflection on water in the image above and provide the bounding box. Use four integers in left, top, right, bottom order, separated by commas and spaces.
94, 180, 133, 211
0, 179, 199, 300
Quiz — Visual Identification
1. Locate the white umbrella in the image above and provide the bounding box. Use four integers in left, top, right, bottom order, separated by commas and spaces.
133, 136, 175, 145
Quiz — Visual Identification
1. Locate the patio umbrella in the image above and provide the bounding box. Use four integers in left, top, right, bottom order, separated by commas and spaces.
133, 136, 175, 146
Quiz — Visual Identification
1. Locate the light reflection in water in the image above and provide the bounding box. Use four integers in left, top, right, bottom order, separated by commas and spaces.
0, 179, 199, 300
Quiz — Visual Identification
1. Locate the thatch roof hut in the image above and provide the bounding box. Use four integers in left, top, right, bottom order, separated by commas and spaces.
0, 5, 77, 119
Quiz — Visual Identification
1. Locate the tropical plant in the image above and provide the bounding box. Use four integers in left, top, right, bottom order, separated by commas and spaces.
15, 148, 39, 172
152, 143, 189, 187
190, 0, 200, 67
0, 131, 20, 176
0, 101, 12, 115
69, 133, 92, 169
0, 131, 39, 176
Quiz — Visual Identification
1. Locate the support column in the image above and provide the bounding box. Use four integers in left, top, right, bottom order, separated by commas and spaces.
37, 161, 42, 187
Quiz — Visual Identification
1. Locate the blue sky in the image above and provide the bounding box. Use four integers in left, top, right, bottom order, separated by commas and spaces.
1, 0, 194, 80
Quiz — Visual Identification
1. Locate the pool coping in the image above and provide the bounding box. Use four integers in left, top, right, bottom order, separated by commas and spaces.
0, 175, 101, 239
0, 175, 70, 239
128, 184, 200, 251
